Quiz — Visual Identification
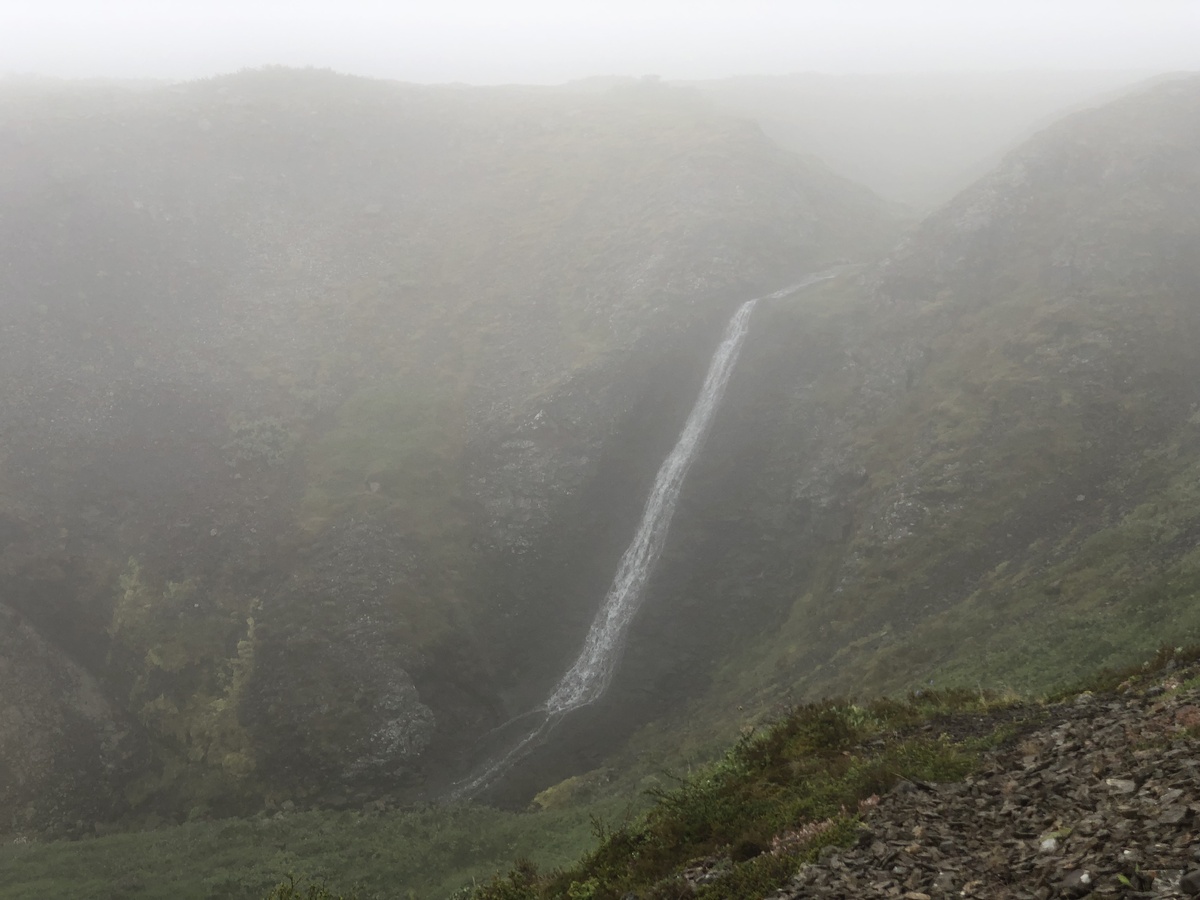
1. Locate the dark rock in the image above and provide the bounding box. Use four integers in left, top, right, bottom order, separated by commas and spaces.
0, 605, 145, 833
1181, 869, 1200, 895
1158, 805, 1191, 825
1060, 869, 1093, 896
1103, 777, 1137, 794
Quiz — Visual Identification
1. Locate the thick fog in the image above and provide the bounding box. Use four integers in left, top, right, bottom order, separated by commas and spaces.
4, 0, 1199, 84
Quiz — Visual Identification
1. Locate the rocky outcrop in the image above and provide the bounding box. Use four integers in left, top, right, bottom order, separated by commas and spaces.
0, 604, 142, 833
244, 518, 437, 791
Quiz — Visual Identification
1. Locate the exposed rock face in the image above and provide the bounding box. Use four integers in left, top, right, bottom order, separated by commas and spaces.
244, 518, 437, 787
248, 630, 435, 787
468, 369, 616, 555
0, 605, 141, 832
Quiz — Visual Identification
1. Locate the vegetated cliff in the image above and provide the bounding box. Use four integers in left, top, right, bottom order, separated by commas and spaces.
622, 73, 1200, 751
0, 67, 897, 830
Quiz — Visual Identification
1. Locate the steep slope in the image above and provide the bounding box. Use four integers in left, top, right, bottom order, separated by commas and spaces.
415, 73, 1200, 811
688, 70, 1154, 209
778, 667, 1200, 899
6, 70, 1200, 899
631, 74, 1200, 744
466, 650, 1200, 900
0, 68, 896, 827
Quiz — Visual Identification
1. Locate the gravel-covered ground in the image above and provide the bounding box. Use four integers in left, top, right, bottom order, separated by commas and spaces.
772, 667, 1200, 899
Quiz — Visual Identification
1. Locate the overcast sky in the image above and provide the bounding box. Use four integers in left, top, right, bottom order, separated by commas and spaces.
3, 0, 1199, 84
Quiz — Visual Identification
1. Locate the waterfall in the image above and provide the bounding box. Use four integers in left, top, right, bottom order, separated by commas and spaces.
545, 298, 758, 713
542, 268, 838, 716
450, 272, 837, 798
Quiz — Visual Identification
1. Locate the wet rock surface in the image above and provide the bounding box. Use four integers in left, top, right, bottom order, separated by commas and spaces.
774, 671, 1200, 898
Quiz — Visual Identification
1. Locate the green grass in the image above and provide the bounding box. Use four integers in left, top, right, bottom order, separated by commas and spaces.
470, 690, 1020, 900
466, 647, 1200, 900
0, 690, 1019, 900
11, 651, 1192, 900
263, 876, 353, 900
0, 797, 645, 900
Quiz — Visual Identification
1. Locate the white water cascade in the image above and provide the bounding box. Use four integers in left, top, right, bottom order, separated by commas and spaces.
451, 273, 835, 798
545, 297, 758, 713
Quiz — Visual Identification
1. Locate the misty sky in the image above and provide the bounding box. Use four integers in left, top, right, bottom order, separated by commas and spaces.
3, 0, 1199, 85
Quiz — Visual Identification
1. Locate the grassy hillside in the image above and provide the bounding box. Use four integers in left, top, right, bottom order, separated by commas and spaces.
0, 689, 997, 900
622, 74, 1200, 744
0, 794, 642, 900
463, 647, 1200, 900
